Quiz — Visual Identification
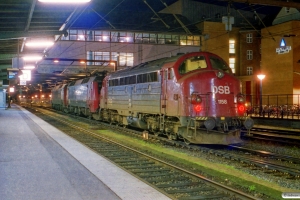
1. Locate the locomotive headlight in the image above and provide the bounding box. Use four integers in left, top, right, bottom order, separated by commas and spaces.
191, 93, 202, 104
236, 94, 245, 103
196, 95, 202, 102
237, 96, 244, 103
216, 71, 224, 79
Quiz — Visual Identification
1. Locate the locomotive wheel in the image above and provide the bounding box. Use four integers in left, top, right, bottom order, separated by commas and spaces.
184, 138, 191, 145
167, 133, 178, 140
154, 132, 161, 136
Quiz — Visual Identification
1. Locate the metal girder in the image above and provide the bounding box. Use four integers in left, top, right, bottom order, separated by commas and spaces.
0, 30, 67, 40
231, 0, 300, 9
144, 0, 170, 29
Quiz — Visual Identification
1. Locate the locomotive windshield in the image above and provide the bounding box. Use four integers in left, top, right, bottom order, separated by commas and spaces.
179, 56, 207, 74
210, 57, 232, 73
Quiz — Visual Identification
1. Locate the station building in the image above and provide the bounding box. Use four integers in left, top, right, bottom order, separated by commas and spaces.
1, 0, 300, 109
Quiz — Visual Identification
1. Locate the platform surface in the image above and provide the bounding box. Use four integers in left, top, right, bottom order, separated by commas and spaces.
0, 105, 170, 200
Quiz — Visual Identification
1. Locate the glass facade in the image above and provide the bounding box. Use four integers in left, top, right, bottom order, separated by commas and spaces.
61, 29, 200, 46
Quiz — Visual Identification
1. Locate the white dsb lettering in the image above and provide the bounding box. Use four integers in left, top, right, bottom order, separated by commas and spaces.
213, 86, 230, 94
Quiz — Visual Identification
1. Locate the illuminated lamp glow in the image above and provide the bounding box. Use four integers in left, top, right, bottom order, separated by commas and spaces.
23, 56, 43, 61
78, 35, 85, 40
35, 95, 38, 97
49, 95, 52, 98
80, 60, 86, 64
25, 41, 54, 47
19, 70, 31, 81
38, 0, 91, 3
238, 105, 245, 112
194, 105, 201, 112
54, 60, 59, 63
23, 65, 35, 69
257, 74, 265, 80
42, 95, 45, 98
9, 87, 14, 92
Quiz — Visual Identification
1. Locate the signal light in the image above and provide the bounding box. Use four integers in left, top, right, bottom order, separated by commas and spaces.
194, 105, 201, 112
238, 105, 245, 112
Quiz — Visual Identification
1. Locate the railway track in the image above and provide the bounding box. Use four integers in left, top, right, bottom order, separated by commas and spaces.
241, 127, 300, 145
31, 106, 300, 181
27, 107, 258, 200
211, 146, 300, 179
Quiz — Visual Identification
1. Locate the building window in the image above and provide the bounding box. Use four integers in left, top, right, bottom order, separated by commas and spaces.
229, 58, 235, 73
246, 66, 253, 75
229, 40, 235, 54
118, 52, 133, 67
247, 50, 253, 60
91, 52, 133, 67
246, 33, 253, 43
62, 29, 201, 46
94, 31, 110, 42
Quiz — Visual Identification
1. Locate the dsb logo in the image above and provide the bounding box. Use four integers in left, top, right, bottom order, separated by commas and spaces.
212, 86, 230, 94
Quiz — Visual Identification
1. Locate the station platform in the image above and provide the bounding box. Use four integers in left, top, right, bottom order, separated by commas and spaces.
0, 104, 170, 200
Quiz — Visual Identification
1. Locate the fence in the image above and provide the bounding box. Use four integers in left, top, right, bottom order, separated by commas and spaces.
245, 94, 300, 119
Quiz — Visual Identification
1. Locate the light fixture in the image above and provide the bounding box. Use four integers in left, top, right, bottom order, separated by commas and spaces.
257, 74, 265, 80
257, 74, 266, 116
25, 41, 54, 47
23, 56, 43, 61
23, 65, 35, 69
38, 0, 91, 3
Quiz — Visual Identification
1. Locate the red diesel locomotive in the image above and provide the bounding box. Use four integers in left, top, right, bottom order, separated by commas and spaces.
51, 52, 253, 145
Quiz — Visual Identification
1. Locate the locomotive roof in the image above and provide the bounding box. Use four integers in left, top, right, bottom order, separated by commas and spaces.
109, 53, 184, 79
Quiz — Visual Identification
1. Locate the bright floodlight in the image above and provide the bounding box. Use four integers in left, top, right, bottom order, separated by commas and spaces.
23, 65, 35, 69
38, 0, 91, 3
25, 41, 54, 47
23, 56, 43, 61
257, 74, 265, 80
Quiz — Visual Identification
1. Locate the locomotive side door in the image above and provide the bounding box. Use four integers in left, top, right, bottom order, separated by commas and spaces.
161, 68, 178, 116
160, 69, 167, 115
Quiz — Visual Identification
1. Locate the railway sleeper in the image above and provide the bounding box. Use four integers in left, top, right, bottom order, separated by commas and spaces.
156, 181, 205, 188
178, 194, 230, 200
165, 186, 214, 194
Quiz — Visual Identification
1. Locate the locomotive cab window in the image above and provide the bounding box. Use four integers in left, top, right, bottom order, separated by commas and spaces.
210, 57, 231, 73
179, 56, 207, 74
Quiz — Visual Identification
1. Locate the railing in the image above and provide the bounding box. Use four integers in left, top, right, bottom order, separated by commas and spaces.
244, 94, 300, 119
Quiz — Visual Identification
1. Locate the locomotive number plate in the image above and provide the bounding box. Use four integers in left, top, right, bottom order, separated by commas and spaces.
217, 99, 227, 104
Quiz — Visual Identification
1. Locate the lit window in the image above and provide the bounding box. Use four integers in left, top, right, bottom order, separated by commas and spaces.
229, 40, 235, 54
246, 33, 253, 43
119, 52, 133, 67
62, 29, 200, 46
247, 66, 253, 75
92, 52, 133, 67
247, 50, 253, 60
229, 58, 235, 73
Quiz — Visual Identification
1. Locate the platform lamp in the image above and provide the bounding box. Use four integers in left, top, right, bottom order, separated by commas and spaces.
257, 74, 266, 115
